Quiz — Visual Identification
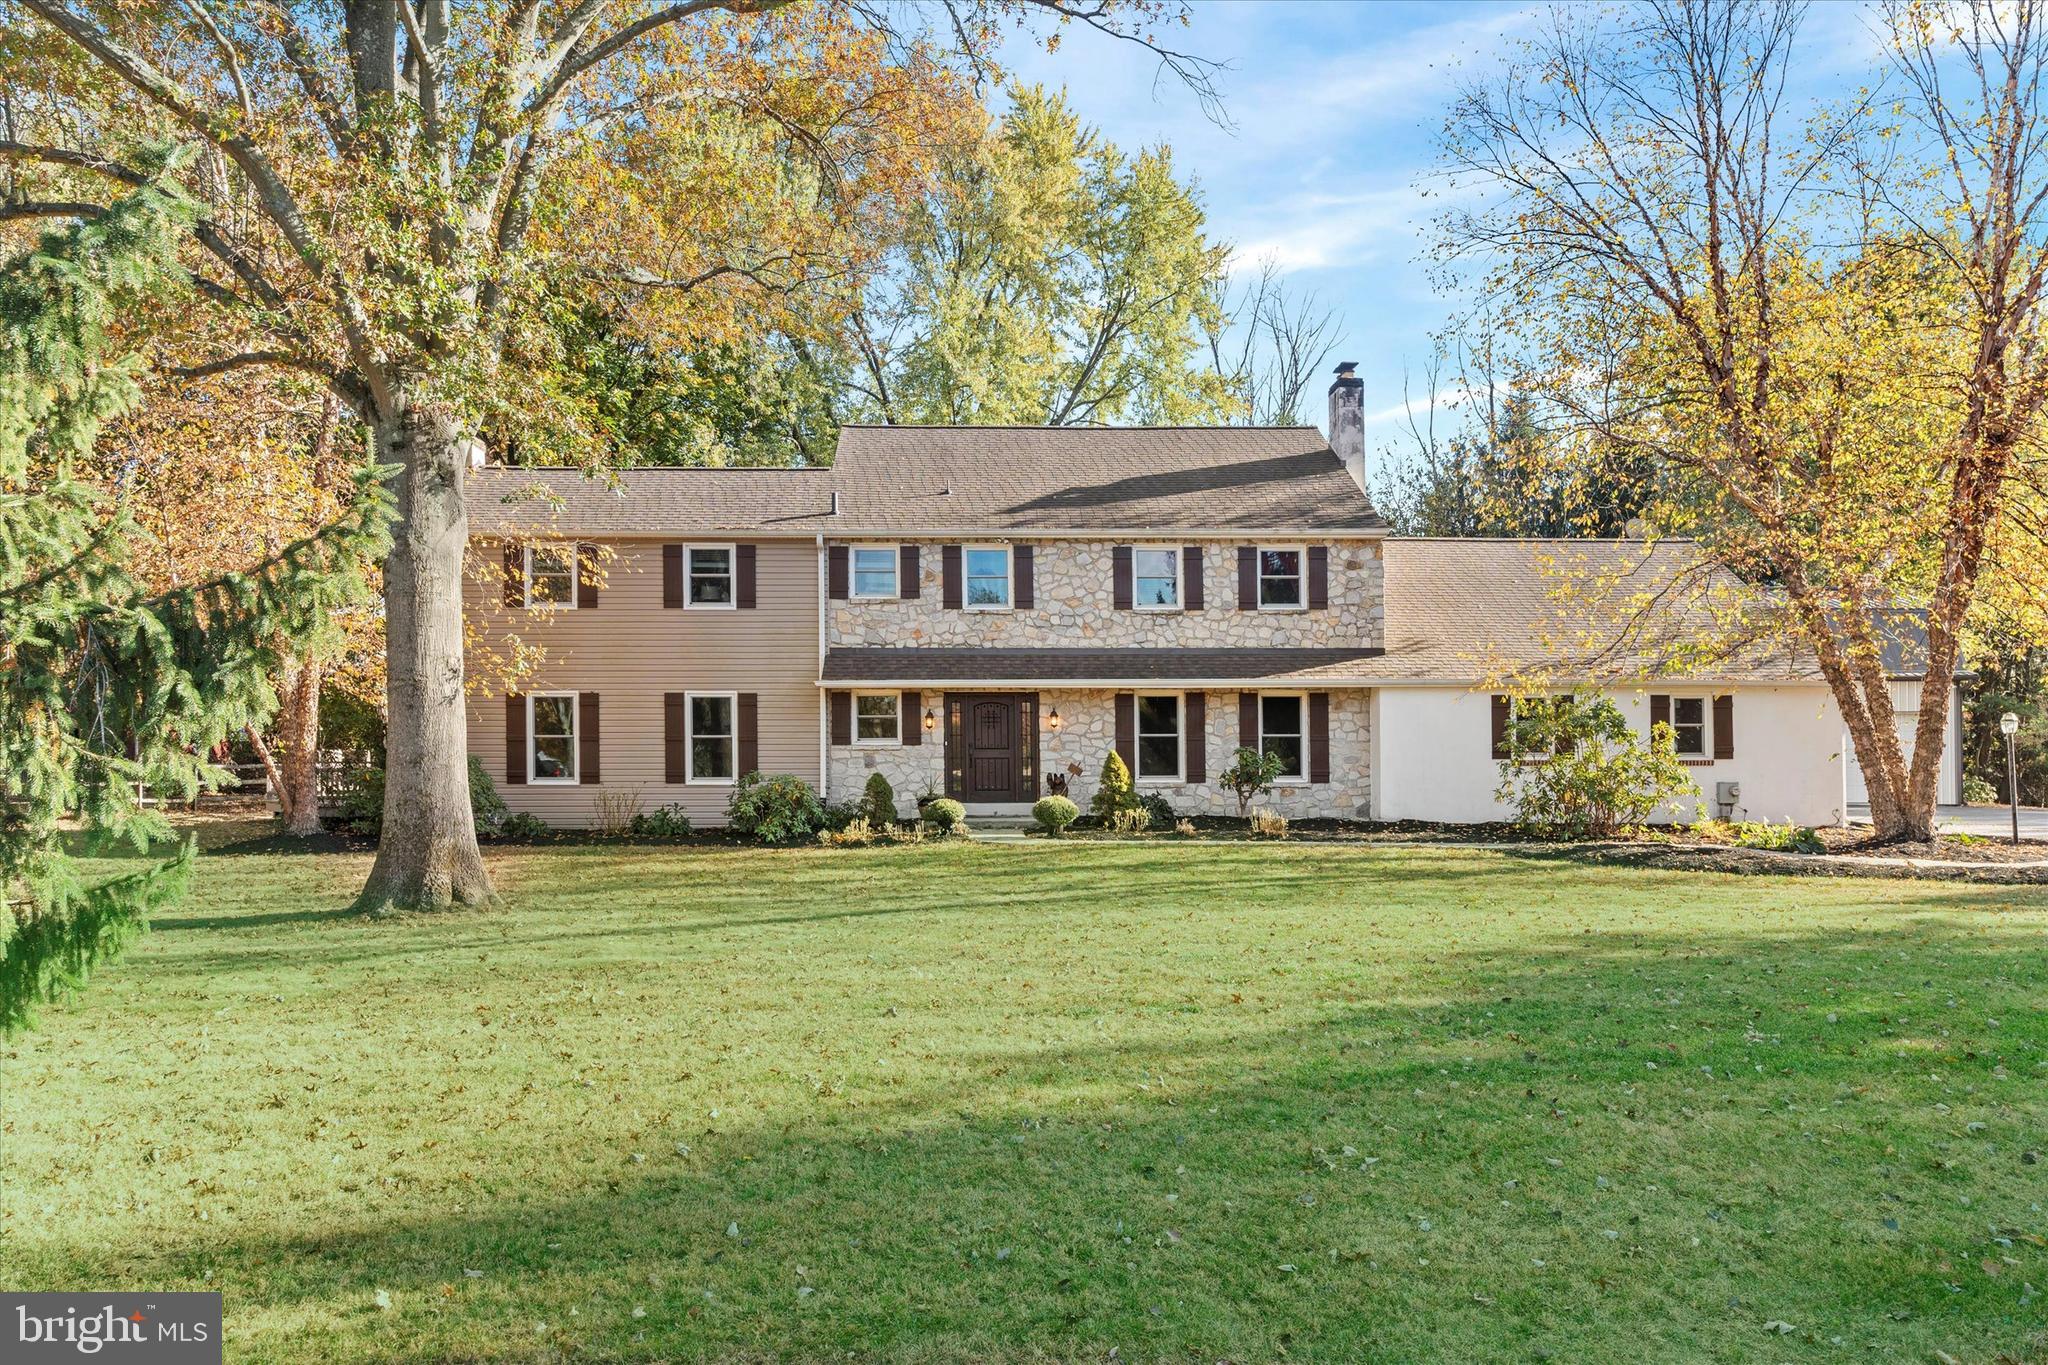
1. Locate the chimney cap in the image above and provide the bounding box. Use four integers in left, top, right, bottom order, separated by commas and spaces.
1332, 360, 1359, 375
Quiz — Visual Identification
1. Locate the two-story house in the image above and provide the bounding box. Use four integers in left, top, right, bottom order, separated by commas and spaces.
462, 371, 1958, 828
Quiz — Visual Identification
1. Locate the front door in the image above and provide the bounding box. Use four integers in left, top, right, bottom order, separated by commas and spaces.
946, 693, 1038, 805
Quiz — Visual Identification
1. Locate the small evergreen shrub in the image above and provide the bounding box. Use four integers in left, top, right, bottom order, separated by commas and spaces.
923, 797, 966, 833
1136, 790, 1175, 828
861, 771, 899, 827
1032, 795, 1079, 835
1963, 774, 1998, 806
499, 811, 549, 840
1091, 751, 1139, 823
818, 800, 863, 834
629, 804, 694, 839
1249, 809, 1289, 838
726, 772, 826, 845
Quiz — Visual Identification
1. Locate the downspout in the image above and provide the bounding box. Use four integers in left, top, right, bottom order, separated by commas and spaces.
816, 532, 828, 803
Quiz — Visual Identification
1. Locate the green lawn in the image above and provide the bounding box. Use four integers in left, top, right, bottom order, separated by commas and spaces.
5, 827, 2046, 1363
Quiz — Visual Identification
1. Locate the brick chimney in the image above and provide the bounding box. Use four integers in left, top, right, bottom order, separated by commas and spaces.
1327, 361, 1366, 492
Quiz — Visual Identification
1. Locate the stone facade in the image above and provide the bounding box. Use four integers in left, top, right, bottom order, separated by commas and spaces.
828, 539, 1384, 651
827, 687, 1373, 820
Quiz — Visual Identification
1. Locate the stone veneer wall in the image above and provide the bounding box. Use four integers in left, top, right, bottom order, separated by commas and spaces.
828, 539, 1384, 650
826, 687, 1372, 820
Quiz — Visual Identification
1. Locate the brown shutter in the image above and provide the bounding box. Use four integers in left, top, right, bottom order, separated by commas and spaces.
505, 693, 526, 784
902, 690, 921, 747
1183, 545, 1204, 610
1650, 693, 1671, 735
663, 545, 683, 608
827, 544, 849, 600
1309, 692, 1331, 783
578, 692, 600, 784
829, 690, 852, 746
1014, 545, 1034, 608
1555, 694, 1576, 755
1114, 692, 1136, 773
1713, 693, 1734, 759
942, 545, 963, 609
663, 693, 686, 783
1237, 547, 1257, 610
735, 543, 757, 609
1490, 694, 1511, 760
1307, 546, 1329, 610
737, 693, 759, 776
503, 543, 522, 607
1239, 691, 1258, 751
1113, 545, 1134, 609
576, 543, 599, 609
900, 544, 920, 599
1185, 690, 1206, 784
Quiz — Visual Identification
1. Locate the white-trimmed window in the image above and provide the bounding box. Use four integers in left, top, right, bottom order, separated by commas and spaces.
529, 693, 579, 783
686, 545, 735, 608
524, 544, 576, 608
854, 691, 901, 744
852, 545, 899, 599
965, 545, 1012, 610
1134, 546, 1180, 610
1670, 695, 1708, 758
1259, 693, 1306, 781
687, 692, 737, 783
1135, 692, 1182, 783
1257, 547, 1304, 610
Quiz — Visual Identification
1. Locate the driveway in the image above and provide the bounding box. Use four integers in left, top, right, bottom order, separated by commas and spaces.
1848, 803, 2048, 838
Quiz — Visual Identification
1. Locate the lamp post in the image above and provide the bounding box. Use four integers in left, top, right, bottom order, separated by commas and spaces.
2001, 711, 2021, 847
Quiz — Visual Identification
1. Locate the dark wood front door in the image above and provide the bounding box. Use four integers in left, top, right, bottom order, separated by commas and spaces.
946, 693, 1038, 803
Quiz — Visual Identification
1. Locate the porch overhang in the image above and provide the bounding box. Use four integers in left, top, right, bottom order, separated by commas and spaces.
819, 647, 1388, 689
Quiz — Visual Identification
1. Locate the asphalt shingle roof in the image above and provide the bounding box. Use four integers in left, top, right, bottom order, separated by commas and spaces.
464, 426, 1386, 537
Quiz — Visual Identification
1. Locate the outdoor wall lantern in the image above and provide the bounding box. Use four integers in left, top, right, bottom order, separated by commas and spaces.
1047, 707, 1063, 732
2001, 711, 2021, 847
923, 708, 937, 733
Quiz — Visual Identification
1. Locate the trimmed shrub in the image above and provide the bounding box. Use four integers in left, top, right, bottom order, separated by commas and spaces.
1032, 795, 1079, 835
1091, 750, 1138, 823
726, 772, 826, 845
861, 771, 899, 827
629, 804, 694, 839
923, 797, 966, 833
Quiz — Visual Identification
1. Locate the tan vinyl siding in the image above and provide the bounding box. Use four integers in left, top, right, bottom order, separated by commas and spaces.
465, 539, 818, 827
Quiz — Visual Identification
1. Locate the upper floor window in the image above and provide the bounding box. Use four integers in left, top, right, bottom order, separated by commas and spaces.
1135, 693, 1182, 782
525, 544, 576, 608
966, 546, 1012, 610
1134, 547, 1180, 610
1260, 693, 1306, 781
1258, 548, 1303, 610
688, 546, 734, 608
852, 546, 899, 599
530, 693, 579, 782
855, 692, 901, 744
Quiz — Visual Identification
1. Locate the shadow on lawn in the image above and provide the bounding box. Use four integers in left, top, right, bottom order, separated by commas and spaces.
53, 908, 2048, 1363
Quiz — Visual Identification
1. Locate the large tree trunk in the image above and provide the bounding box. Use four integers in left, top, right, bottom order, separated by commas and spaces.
354, 402, 492, 913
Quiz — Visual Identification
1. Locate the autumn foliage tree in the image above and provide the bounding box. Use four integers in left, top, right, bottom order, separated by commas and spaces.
1435, 0, 2048, 841
4, 1, 1206, 911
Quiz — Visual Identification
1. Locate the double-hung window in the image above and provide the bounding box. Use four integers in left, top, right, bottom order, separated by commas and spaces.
1134, 547, 1180, 610
687, 546, 734, 607
1259, 693, 1306, 781
965, 546, 1012, 610
855, 692, 900, 744
1135, 693, 1182, 783
852, 546, 899, 599
1671, 696, 1708, 758
524, 544, 576, 608
1258, 547, 1304, 610
688, 693, 736, 783
530, 693, 579, 782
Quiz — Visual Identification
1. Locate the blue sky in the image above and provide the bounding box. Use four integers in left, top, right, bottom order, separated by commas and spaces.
998, 0, 1889, 459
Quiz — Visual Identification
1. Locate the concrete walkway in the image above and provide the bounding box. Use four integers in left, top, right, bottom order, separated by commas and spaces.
1848, 803, 2048, 839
